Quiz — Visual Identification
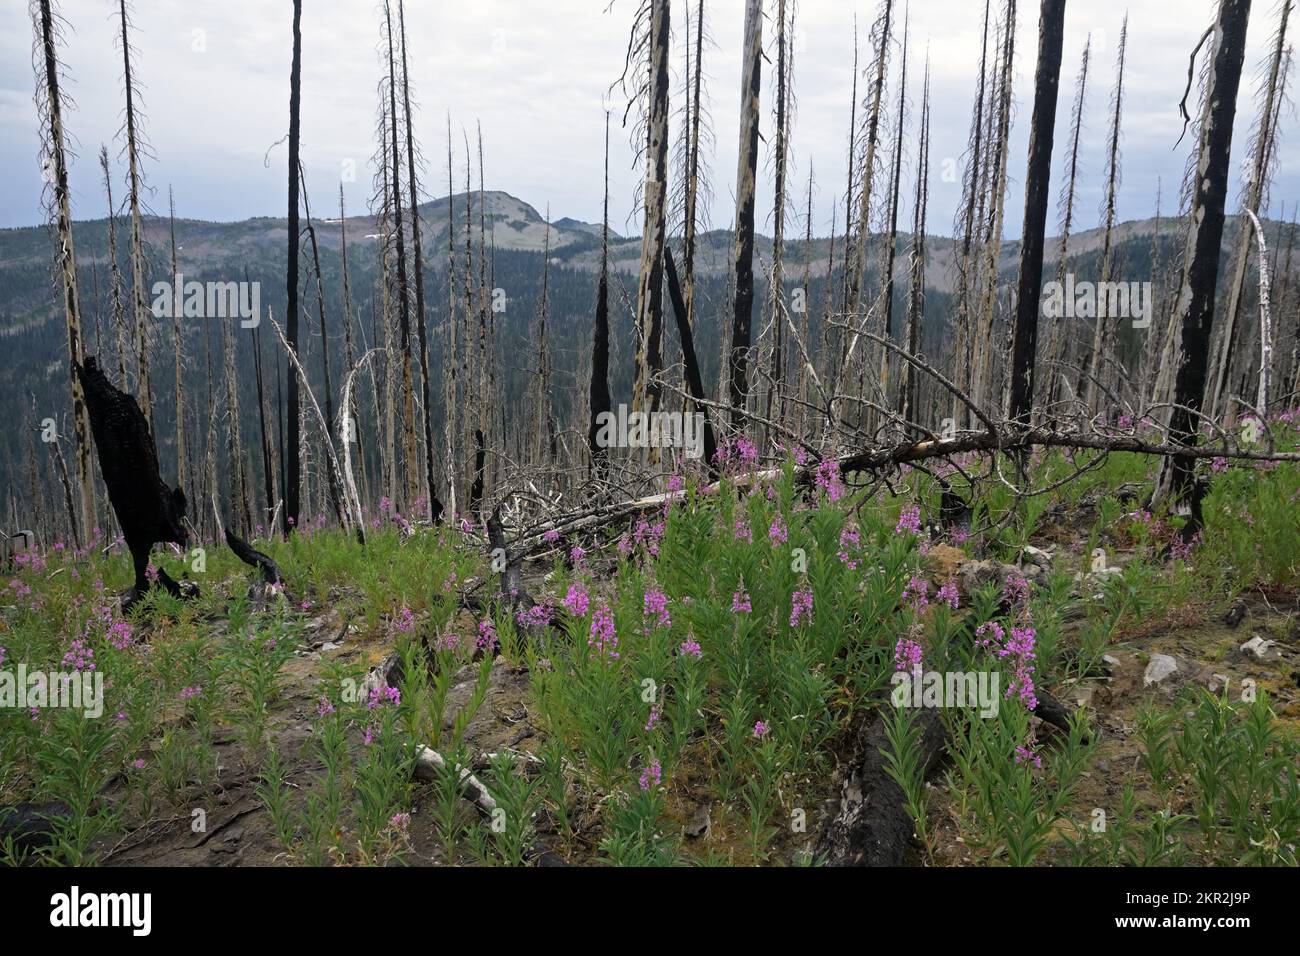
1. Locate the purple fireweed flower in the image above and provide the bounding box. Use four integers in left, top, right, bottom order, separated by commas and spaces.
132, 758, 146, 770
667, 474, 685, 493
180, 685, 202, 701
389, 812, 411, 832
562, 582, 591, 618
588, 604, 620, 660
61, 639, 95, 672
814, 457, 846, 501
752, 720, 769, 739
734, 437, 759, 467
367, 685, 401, 710
790, 587, 814, 628
1211, 456, 1228, 474
937, 580, 960, 609
645, 704, 661, 732
632, 517, 665, 557
902, 575, 929, 613
317, 696, 336, 717
1014, 743, 1043, 770
975, 620, 1005, 651
716, 435, 760, 473
894, 636, 924, 674
643, 589, 671, 629
1003, 571, 1032, 612
639, 759, 662, 791
895, 505, 922, 536
543, 528, 560, 544
837, 525, 861, 569
977, 621, 1037, 710
733, 516, 753, 543
769, 515, 789, 546
391, 605, 416, 634
515, 603, 553, 630
476, 619, 499, 652
570, 544, 587, 567
107, 619, 133, 650
679, 637, 702, 658
731, 587, 752, 614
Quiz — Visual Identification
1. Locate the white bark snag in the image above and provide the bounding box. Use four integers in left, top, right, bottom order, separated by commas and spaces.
1156, 0, 1252, 512
34, 0, 94, 545
1242, 208, 1273, 414
633, 0, 671, 421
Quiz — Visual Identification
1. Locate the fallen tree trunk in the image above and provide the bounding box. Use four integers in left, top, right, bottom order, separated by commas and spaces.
413, 745, 497, 815
815, 707, 947, 866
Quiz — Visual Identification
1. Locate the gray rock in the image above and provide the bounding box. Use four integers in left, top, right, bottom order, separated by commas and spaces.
1238, 635, 1278, 661
1143, 654, 1180, 687
683, 804, 712, 839
1022, 545, 1053, 572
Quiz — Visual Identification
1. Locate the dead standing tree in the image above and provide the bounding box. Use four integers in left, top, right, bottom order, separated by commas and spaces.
31, 0, 95, 547
398, 0, 444, 522
588, 113, 614, 478
630, 0, 672, 425
1041, 34, 1090, 411
1008, 0, 1067, 435
1207, 0, 1292, 421
285, 0, 303, 536
116, 0, 154, 436
1082, 15, 1128, 413
382, 0, 419, 512
727, 0, 763, 435
1154, 0, 1253, 524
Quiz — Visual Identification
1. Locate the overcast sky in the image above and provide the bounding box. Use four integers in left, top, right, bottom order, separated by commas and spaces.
1, 0, 1295, 239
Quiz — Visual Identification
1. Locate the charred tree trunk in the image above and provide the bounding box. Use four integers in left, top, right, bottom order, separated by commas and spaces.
727, 0, 763, 434
665, 246, 719, 473
398, 0, 443, 522
1008, 0, 1067, 430
902, 59, 931, 429
285, 0, 303, 536
383, 0, 418, 512
168, 188, 186, 494
1154, 0, 1252, 521
588, 113, 614, 478
632, 0, 671, 422
76, 357, 189, 606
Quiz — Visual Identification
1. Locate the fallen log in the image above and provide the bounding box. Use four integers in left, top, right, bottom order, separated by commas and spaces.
412, 746, 497, 815
815, 707, 947, 866
0, 800, 70, 859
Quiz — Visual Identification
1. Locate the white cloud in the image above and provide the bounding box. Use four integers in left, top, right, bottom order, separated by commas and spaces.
0, 0, 1294, 236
